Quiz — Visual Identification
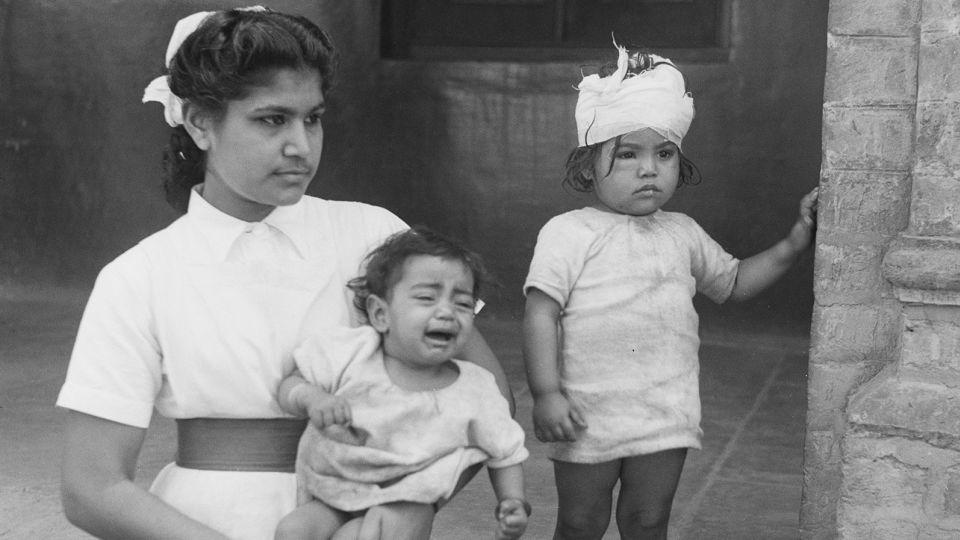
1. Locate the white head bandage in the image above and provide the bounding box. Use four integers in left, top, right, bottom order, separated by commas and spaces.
575, 44, 694, 149
142, 6, 266, 127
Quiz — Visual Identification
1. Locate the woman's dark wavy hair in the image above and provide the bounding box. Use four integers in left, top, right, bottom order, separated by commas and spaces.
161, 8, 337, 212
347, 226, 494, 323
563, 48, 701, 192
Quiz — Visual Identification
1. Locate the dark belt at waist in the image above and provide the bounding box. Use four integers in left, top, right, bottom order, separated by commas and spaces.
175, 418, 308, 473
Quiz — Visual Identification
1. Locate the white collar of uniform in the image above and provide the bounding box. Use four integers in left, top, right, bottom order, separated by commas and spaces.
186, 186, 310, 261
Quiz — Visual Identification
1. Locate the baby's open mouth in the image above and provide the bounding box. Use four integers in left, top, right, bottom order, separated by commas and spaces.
425, 330, 456, 343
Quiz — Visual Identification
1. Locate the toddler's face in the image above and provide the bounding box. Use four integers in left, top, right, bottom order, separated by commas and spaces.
591, 128, 680, 216
380, 255, 477, 368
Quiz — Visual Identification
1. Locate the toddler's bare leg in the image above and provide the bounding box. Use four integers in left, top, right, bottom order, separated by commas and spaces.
616, 448, 687, 540
275, 499, 349, 540
553, 459, 621, 540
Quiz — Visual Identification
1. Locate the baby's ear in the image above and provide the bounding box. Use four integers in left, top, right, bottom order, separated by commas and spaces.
366, 295, 390, 333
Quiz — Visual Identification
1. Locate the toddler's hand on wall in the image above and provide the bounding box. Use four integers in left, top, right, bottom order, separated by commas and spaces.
532, 391, 587, 442
786, 186, 819, 253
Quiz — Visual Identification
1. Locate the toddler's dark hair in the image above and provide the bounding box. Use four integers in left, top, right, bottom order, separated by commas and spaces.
348, 226, 493, 321
161, 8, 337, 212
562, 140, 702, 192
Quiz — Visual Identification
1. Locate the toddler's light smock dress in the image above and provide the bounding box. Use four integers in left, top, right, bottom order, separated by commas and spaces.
292, 325, 528, 511
523, 207, 739, 463
56, 188, 405, 540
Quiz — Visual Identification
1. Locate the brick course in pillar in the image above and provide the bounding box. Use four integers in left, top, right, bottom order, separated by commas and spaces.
910, 175, 960, 236
823, 35, 917, 106
803, 0, 926, 536
921, 0, 960, 40
946, 465, 960, 515
919, 37, 960, 102
900, 306, 960, 385
809, 303, 901, 366
813, 236, 894, 303
839, 433, 960, 536
802, 430, 842, 540
821, 107, 915, 171
819, 170, 911, 235
916, 103, 960, 178
827, 0, 919, 35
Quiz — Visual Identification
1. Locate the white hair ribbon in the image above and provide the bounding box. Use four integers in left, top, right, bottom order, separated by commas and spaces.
142, 6, 266, 127
575, 42, 694, 149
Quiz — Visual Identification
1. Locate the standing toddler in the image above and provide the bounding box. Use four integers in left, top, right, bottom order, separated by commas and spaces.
522, 45, 818, 539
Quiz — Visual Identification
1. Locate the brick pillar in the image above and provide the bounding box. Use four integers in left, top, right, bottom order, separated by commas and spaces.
803, 1, 960, 537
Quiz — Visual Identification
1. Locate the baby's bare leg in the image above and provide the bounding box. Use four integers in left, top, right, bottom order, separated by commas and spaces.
275, 499, 350, 540
330, 516, 363, 540
332, 503, 434, 540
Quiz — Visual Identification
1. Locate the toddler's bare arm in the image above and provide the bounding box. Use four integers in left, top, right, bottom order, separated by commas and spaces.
729, 187, 818, 302
523, 289, 587, 442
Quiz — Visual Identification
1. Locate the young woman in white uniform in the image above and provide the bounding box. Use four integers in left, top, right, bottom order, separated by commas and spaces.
57, 7, 512, 539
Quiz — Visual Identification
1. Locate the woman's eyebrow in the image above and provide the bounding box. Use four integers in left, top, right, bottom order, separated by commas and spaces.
251, 102, 326, 114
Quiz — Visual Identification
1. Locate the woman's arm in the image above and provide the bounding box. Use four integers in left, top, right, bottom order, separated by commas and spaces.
523, 288, 586, 442
61, 411, 227, 540
728, 187, 819, 302
459, 329, 516, 415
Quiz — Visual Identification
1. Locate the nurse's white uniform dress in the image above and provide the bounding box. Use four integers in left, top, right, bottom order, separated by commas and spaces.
57, 188, 406, 540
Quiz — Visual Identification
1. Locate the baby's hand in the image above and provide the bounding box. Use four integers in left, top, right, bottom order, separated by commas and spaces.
495, 498, 529, 540
300, 387, 351, 430
532, 391, 587, 442
786, 187, 819, 253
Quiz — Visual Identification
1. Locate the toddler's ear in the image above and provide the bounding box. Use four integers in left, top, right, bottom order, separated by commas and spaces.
366, 295, 390, 333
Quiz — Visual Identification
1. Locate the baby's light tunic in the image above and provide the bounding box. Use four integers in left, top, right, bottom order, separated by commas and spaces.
524, 207, 739, 463
56, 188, 405, 540
293, 325, 528, 511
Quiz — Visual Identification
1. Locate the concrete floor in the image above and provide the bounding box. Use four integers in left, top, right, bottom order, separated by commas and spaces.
1, 288, 809, 539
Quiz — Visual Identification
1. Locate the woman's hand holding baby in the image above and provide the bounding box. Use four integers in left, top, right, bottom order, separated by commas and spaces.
533, 391, 587, 442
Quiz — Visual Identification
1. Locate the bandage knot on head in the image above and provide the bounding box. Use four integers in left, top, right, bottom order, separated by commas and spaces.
575, 46, 694, 149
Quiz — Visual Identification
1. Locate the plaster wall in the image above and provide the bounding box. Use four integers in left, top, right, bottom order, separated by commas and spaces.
0, 0, 827, 327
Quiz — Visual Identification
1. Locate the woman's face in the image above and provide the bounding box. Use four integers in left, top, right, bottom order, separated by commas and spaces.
194, 68, 326, 221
